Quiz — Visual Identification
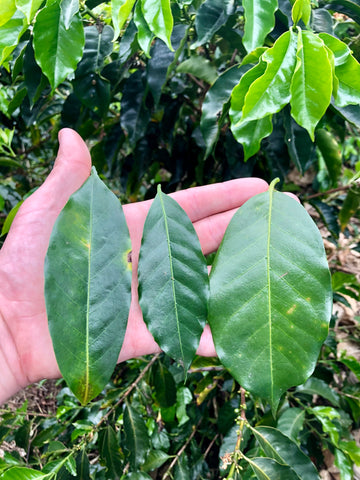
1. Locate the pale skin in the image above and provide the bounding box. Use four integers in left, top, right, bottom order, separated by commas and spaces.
0, 128, 271, 405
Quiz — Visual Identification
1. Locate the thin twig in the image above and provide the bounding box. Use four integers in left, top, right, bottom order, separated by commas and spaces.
303, 183, 355, 200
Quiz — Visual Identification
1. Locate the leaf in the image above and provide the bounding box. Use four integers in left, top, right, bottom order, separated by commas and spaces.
339, 354, 360, 382
141, 449, 172, 472
0, 0, 16, 27
141, 0, 173, 50
0, 468, 51, 479
33, 2, 85, 90
75, 25, 114, 77
176, 55, 218, 85
127, 474, 153, 480
252, 427, 319, 480
201, 64, 251, 157
277, 407, 305, 441
138, 187, 209, 371
99, 425, 123, 476
192, 0, 234, 48
15, 0, 43, 24
242, 0, 278, 53
311, 406, 341, 445
310, 199, 340, 238
208, 179, 332, 412
45, 168, 132, 404
60, 0, 80, 30
296, 377, 340, 406
0, 11, 27, 66
241, 30, 298, 122
23, 40, 46, 107
153, 361, 177, 407
315, 129, 342, 187
231, 115, 273, 160
123, 402, 150, 469
134, 0, 153, 56
292, 0, 311, 26
332, 103, 360, 128
247, 457, 300, 480
334, 449, 353, 480
290, 30, 332, 140
73, 72, 110, 117
112, 0, 136, 40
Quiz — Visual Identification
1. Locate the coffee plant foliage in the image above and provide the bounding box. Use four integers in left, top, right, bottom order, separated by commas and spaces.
0, 0, 360, 479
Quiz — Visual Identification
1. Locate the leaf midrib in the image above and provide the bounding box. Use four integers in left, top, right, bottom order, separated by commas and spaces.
267, 185, 274, 406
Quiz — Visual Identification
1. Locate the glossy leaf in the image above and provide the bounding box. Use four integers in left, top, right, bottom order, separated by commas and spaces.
252, 426, 319, 480
153, 361, 177, 407
332, 103, 360, 128
60, 0, 80, 30
290, 30, 332, 140
192, 0, 234, 48
124, 402, 150, 468
75, 25, 114, 77
99, 425, 123, 476
0, 11, 27, 65
292, 0, 311, 26
242, 0, 278, 53
141, 0, 173, 50
201, 64, 251, 156
277, 407, 305, 441
311, 406, 341, 445
127, 473, 152, 480
138, 185, 209, 371
45, 168, 132, 404
33, 2, 85, 90
141, 449, 172, 472
241, 30, 298, 122
112, 0, 136, 40
248, 457, 300, 480
134, 0, 153, 56
283, 109, 315, 174
310, 199, 340, 238
0, 468, 51, 479
296, 377, 340, 406
0, 0, 16, 27
315, 128, 342, 186
231, 115, 273, 160
15, 0, 43, 24
334, 449, 352, 480
208, 180, 332, 411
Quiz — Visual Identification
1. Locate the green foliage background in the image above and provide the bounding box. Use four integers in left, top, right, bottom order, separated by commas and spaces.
0, 0, 360, 479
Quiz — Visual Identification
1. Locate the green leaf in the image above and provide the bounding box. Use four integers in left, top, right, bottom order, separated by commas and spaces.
15, 0, 43, 23
153, 361, 177, 407
201, 64, 251, 157
310, 199, 340, 238
192, 0, 234, 48
252, 426, 319, 480
332, 103, 360, 129
296, 377, 340, 406
123, 402, 150, 469
23, 40, 47, 107
99, 425, 123, 476
33, 2, 85, 90
176, 55, 218, 85
0, 0, 16, 27
127, 474, 152, 480
241, 30, 298, 122
134, 0, 153, 56
112, 0, 136, 40
45, 168, 132, 404
315, 128, 342, 187
138, 185, 209, 371
231, 114, 273, 160
290, 30, 332, 140
76, 448, 90, 480
0, 11, 27, 65
311, 406, 341, 445
0, 468, 51, 480
339, 354, 360, 382
247, 456, 300, 480
73, 73, 110, 117
277, 407, 305, 441
75, 25, 114, 77
60, 0, 80, 30
141, 0, 173, 50
174, 453, 190, 480
141, 449, 172, 472
334, 449, 352, 480
242, 0, 278, 53
292, 0, 311, 26
208, 180, 332, 412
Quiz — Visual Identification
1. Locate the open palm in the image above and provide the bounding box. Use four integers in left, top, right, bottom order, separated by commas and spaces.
0, 129, 268, 403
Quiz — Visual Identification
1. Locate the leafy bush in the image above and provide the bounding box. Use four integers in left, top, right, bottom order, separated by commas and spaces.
0, 0, 360, 479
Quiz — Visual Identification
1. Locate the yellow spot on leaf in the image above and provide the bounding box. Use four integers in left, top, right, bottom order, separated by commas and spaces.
287, 304, 296, 315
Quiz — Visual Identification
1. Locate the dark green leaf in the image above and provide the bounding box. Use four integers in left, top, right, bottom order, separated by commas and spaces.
141, 0, 173, 50
99, 425, 123, 476
248, 457, 300, 480
277, 407, 305, 441
192, 0, 234, 48
242, 0, 278, 52
331, 103, 360, 128
45, 168, 132, 404
311, 8, 334, 34
290, 30, 332, 140
174, 453, 190, 480
339, 185, 360, 231
75, 25, 114, 77
141, 449, 172, 472
33, 2, 85, 90
138, 186, 209, 371
73, 72, 110, 117
310, 199, 340, 238
200, 64, 251, 157
127, 474, 153, 480
153, 361, 177, 407
209, 180, 332, 412
124, 402, 150, 469
23, 40, 47, 107
315, 128, 342, 186
339, 354, 360, 382
322, 0, 360, 25
176, 55, 218, 85
296, 377, 340, 406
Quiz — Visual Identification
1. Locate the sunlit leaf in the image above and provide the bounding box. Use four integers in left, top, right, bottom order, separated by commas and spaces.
15, 0, 43, 24
138, 186, 209, 371
141, 0, 173, 50
242, 0, 278, 52
112, 0, 136, 40
45, 168, 132, 404
0, 0, 16, 27
209, 179, 332, 412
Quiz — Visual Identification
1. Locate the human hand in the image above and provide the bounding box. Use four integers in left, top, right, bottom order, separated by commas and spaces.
0, 129, 268, 403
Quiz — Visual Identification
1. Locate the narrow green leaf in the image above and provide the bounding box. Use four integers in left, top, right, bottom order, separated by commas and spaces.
241, 30, 298, 122
247, 456, 300, 480
292, 0, 311, 26
112, 0, 136, 40
0, 0, 16, 27
76, 448, 90, 480
33, 2, 85, 90
290, 30, 332, 140
141, 0, 173, 50
334, 449, 353, 480
138, 185, 209, 371
134, 0, 153, 56
99, 425, 123, 476
124, 403, 150, 469
209, 180, 332, 412
242, 0, 278, 53
277, 407, 305, 441
45, 168, 132, 404
339, 353, 360, 381
176, 55, 218, 85
200, 64, 251, 157
192, 0, 234, 48
315, 128, 342, 186
311, 406, 341, 445
296, 377, 340, 406
0, 11, 27, 66
252, 426, 320, 480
